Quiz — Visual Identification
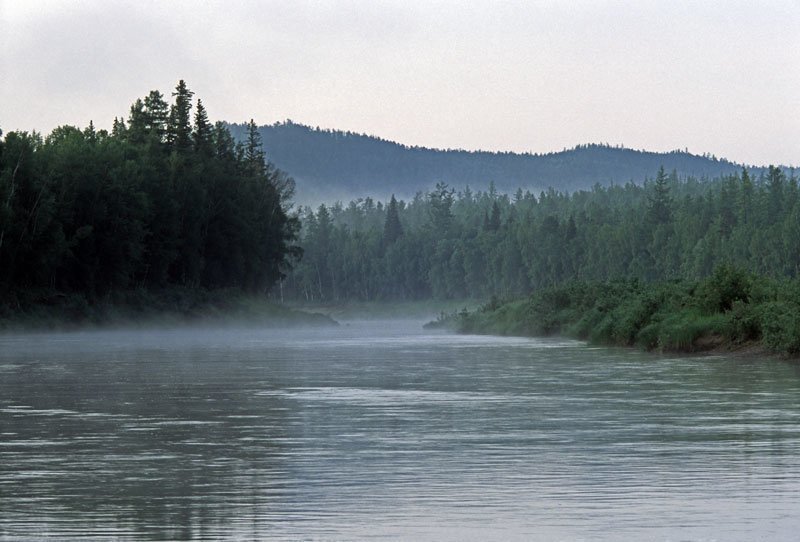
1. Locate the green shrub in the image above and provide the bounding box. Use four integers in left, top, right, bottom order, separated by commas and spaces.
609, 294, 659, 344
452, 274, 800, 356
588, 312, 619, 344
728, 299, 762, 342
759, 301, 800, 353
696, 264, 753, 314
636, 321, 662, 350
568, 307, 605, 340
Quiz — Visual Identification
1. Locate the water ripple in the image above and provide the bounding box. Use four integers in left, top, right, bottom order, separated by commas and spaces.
1, 321, 799, 540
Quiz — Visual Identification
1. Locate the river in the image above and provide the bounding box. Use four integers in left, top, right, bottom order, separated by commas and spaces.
1, 319, 799, 540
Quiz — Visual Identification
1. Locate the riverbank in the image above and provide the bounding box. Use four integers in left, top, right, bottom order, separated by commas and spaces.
432, 267, 800, 357
0, 288, 337, 332
289, 299, 479, 322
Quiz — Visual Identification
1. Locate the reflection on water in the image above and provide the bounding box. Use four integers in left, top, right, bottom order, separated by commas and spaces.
1, 320, 800, 540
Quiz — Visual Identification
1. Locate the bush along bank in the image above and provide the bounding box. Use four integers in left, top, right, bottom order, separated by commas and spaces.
443, 266, 800, 356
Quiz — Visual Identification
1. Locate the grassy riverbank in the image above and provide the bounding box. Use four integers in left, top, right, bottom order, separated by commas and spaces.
435, 266, 800, 356
0, 288, 337, 331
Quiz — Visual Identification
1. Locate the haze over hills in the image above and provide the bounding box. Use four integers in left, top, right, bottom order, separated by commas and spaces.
227, 121, 790, 205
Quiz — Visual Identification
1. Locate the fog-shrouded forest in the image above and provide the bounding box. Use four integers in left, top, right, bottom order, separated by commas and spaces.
283, 166, 799, 304
226, 120, 786, 204
0, 80, 299, 320
2, 80, 799, 332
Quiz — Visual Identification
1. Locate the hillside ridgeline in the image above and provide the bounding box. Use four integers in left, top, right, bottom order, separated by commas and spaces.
227, 120, 782, 202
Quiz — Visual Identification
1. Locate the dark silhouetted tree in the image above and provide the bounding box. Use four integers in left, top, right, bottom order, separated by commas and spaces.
167, 80, 194, 153
383, 194, 403, 245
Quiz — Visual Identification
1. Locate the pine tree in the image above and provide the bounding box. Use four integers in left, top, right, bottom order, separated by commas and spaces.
213, 121, 237, 164
111, 117, 127, 139
488, 201, 501, 231
718, 175, 737, 237
647, 165, 673, 224
193, 99, 213, 156
167, 80, 194, 153
244, 119, 266, 176
127, 98, 147, 144
739, 168, 754, 225
766, 166, 785, 221
144, 90, 169, 142
83, 120, 97, 143
383, 194, 403, 245
429, 182, 454, 232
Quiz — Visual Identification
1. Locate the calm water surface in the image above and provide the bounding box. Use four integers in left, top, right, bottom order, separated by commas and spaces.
1, 319, 799, 540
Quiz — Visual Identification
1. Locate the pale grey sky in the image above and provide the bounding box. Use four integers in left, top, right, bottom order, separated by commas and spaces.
1, 0, 798, 165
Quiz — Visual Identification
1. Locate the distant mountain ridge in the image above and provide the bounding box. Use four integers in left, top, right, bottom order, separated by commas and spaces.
226, 121, 788, 204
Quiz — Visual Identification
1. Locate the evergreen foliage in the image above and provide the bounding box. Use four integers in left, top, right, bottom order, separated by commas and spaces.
382, 195, 403, 246
193, 99, 213, 156
167, 80, 194, 153
284, 166, 799, 302
0, 81, 299, 315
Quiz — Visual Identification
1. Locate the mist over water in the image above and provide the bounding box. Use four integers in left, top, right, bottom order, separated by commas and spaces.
2, 320, 800, 540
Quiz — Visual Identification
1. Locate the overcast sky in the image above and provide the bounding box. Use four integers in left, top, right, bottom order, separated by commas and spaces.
1, 0, 798, 166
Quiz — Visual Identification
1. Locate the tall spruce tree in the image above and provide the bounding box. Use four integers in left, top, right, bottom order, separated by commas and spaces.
244, 119, 266, 176
213, 121, 237, 163
383, 194, 403, 245
144, 90, 169, 142
488, 201, 501, 231
648, 166, 673, 225
193, 99, 213, 156
111, 117, 127, 139
167, 80, 194, 153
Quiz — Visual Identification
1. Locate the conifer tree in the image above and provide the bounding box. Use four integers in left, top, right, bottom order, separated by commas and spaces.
193, 99, 213, 156
766, 166, 786, 220
648, 165, 673, 224
83, 120, 96, 143
740, 168, 754, 225
111, 117, 127, 139
383, 194, 403, 245
488, 201, 501, 231
127, 98, 147, 144
244, 119, 266, 176
0, 83, 301, 306
213, 121, 237, 163
144, 90, 169, 142
429, 182, 454, 232
167, 80, 194, 153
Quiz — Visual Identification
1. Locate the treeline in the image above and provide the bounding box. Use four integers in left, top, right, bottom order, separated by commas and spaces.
283, 166, 799, 302
227, 120, 758, 201
0, 80, 298, 312
448, 266, 800, 355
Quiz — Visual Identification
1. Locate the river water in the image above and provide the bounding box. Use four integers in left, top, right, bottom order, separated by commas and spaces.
1, 319, 799, 540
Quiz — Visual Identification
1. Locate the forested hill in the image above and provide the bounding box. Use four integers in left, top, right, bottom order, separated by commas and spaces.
227, 121, 771, 203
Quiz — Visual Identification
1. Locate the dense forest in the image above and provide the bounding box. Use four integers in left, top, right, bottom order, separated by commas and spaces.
227, 121, 781, 204
283, 166, 799, 303
0, 80, 299, 318
4, 84, 798, 333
